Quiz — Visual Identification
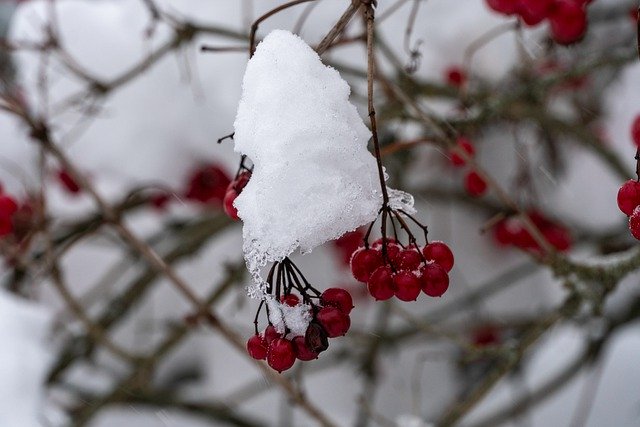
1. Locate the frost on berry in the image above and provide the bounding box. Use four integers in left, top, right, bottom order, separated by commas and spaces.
267, 338, 296, 372
246, 334, 268, 360
629, 206, 640, 240
423, 242, 455, 273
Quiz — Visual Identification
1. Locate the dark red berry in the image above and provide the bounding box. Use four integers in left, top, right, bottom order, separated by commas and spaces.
450, 137, 475, 167
233, 171, 252, 193
485, 0, 519, 15
395, 249, 422, 271
549, 0, 587, 45
350, 247, 383, 283
617, 180, 640, 216
223, 188, 239, 220
267, 338, 296, 372
422, 242, 454, 272
631, 115, 640, 148
150, 192, 170, 211
630, 206, 640, 240
305, 322, 329, 353
185, 164, 231, 205
393, 271, 422, 302
421, 263, 450, 297
247, 334, 268, 360
263, 325, 281, 345
543, 225, 572, 252
292, 335, 318, 361
333, 228, 365, 266
57, 169, 81, 194
280, 294, 300, 307
517, 0, 554, 26
316, 306, 350, 338
367, 266, 395, 301
320, 288, 353, 314
464, 170, 488, 197
371, 238, 401, 264
445, 66, 466, 87
0, 195, 18, 217
472, 325, 501, 347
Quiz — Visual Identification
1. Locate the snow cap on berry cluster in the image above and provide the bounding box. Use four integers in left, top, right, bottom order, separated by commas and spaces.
234, 30, 402, 293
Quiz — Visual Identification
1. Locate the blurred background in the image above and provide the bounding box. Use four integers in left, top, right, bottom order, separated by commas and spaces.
1, 0, 640, 426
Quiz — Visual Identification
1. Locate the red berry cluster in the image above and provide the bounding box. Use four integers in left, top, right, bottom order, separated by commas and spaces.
485, 0, 591, 45
246, 258, 353, 373
449, 137, 488, 198
493, 210, 572, 252
351, 234, 454, 301
184, 163, 231, 205
223, 170, 251, 221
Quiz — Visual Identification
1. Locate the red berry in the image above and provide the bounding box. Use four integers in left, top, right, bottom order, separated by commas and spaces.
263, 325, 281, 345
485, 0, 519, 15
422, 241, 454, 272
445, 66, 466, 87
630, 206, 640, 240
320, 288, 353, 314
493, 219, 515, 246
0, 195, 18, 218
517, 0, 554, 26
472, 325, 501, 347
549, 0, 587, 45
543, 225, 572, 252
185, 164, 231, 205
280, 294, 300, 307
450, 137, 475, 167
267, 338, 296, 372
223, 188, 239, 220
464, 170, 488, 197
393, 271, 422, 302
367, 266, 395, 301
333, 228, 365, 266
617, 180, 640, 216
421, 263, 450, 297
150, 192, 170, 211
631, 115, 640, 148
316, 306, 350, 338
292, 335, 318, 361
395, 249, 422, 271
371, 238, 401, 264
233, 171, 252, 193
57, 169, 81, 194
246, 334, 268, 360
0, 216, 12, 237
305, 322, 329, 353
350, 247, 383, 283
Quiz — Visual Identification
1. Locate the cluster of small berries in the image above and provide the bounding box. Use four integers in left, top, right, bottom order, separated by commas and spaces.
247, 287, 353, 372
223, 170, 251, 220
493, 210, 572, 252
486, 0, 592, 45
449, 137, 488, 198
351, 238, 453, 301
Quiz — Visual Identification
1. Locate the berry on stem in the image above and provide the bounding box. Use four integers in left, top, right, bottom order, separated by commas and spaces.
267, 338, 296, 372
630, 206, 640, 240
350, 247, 383, 283
320, 288, 353, 314
393, 271, 422, 302
292, 335, 318, 361
549, 0, 587, 45
396, 249, 422, 271
316, 306, 350, 338
450, 137, 475, 167
247, 334, 268, 360
422, 241, 454, 272
421, 263, 450, 297
617, 180, 640, 216
367, 266, 396, 301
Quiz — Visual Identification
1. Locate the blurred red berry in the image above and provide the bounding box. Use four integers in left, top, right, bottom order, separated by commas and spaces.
464, 170, 488, 197
450, 137, 475, 167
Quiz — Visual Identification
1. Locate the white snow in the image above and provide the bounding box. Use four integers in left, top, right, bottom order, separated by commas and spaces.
0, 290, 52, 427
233, 30, 386, 291
266, 297, 312, 336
